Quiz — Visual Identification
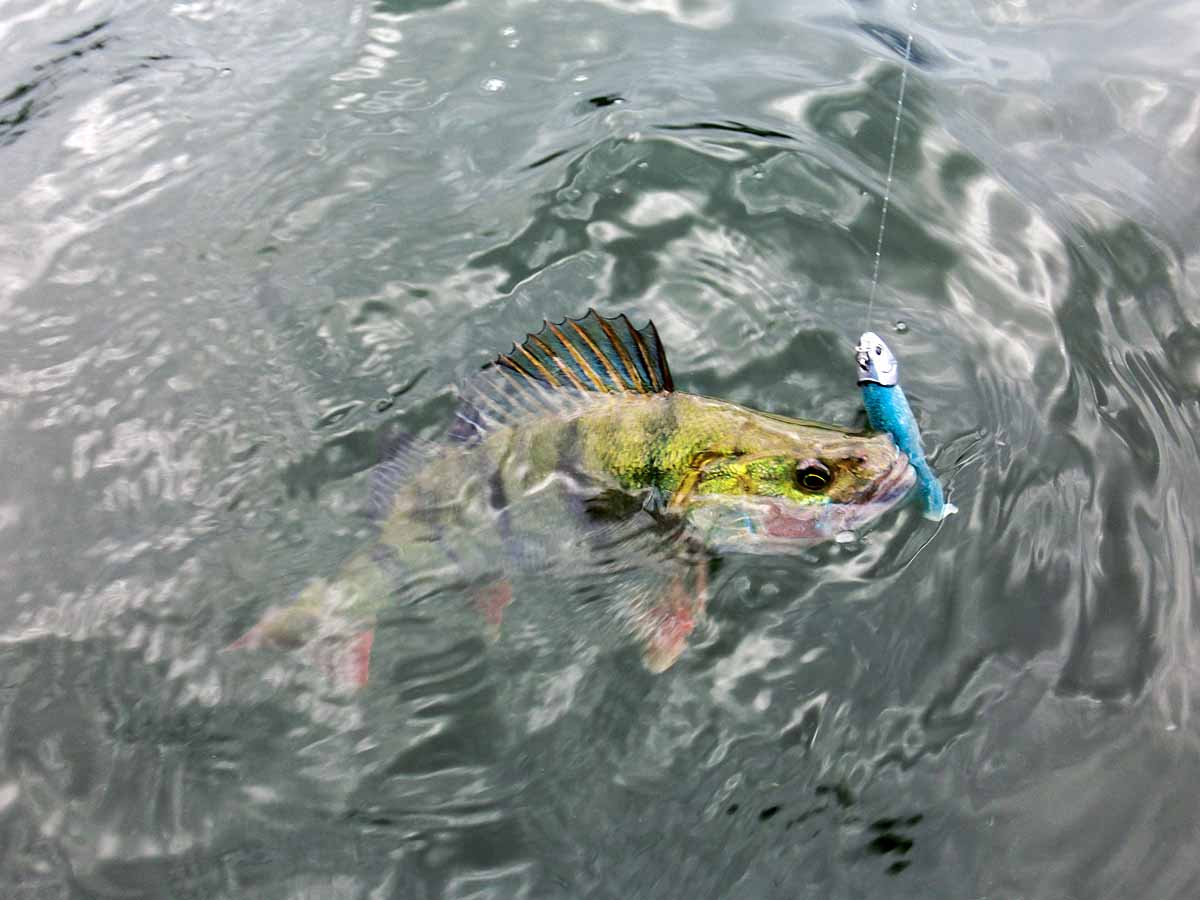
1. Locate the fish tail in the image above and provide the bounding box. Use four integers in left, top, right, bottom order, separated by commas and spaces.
224, 550, 395, 689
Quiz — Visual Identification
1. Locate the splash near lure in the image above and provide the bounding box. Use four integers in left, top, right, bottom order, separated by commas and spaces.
855, 332, 956, 521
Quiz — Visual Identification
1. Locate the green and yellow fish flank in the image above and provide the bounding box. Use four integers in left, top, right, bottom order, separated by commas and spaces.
231, 311, 915, 685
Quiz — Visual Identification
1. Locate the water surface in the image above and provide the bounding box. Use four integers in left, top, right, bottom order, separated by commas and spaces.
3, 0, 1200, 897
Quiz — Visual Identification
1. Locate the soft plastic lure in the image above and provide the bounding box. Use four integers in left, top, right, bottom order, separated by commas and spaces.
855, 332, 956, 521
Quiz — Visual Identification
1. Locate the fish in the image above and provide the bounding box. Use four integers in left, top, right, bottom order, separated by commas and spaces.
229, 310, 916, 687
855, 331, 956, 521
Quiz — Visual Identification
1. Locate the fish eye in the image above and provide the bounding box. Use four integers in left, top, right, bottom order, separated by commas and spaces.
874, 345, 882, 356
796, 461, 832, 492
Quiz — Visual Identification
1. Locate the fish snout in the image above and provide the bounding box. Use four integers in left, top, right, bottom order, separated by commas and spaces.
868, 451, 915, 505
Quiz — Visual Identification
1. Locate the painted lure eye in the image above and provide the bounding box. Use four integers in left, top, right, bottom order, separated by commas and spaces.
796, 461, 832, 492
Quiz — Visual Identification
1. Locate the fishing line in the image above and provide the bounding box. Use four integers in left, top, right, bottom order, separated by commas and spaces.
865, 0, 919, 329
854, 3, 957, 525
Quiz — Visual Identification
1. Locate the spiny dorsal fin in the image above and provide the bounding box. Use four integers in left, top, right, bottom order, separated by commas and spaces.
450, 310, 674, 444
494, 309, 674, 396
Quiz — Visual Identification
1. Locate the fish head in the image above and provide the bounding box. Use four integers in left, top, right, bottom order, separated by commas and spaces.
855, 331, 899, 386
675, 408, 914, 552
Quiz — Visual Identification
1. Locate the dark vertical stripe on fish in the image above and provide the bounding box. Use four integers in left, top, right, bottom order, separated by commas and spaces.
650, 393, 679, 492
488, 449, 518, 568
556, 415, 582, 476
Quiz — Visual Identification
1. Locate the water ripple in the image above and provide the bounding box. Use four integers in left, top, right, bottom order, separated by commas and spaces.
4, 0, 1200, 896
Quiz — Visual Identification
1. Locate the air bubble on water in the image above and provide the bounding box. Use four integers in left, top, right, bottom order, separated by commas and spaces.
500, 25, 517, 36
573, 73, 589, 82
481, 77, 506, 93
835, 530, 856, 544
895, 320, 908, 333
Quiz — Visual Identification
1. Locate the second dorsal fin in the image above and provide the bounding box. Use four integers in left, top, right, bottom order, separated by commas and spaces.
494, 309, 674, 395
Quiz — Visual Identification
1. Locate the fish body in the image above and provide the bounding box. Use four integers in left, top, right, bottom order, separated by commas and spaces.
233, 312, 916, 683
855, 331, 955, 521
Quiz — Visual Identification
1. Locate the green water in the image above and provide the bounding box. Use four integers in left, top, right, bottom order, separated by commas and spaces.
3, 1, 1200, 897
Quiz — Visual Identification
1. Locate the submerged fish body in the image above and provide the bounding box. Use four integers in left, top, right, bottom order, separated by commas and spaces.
234, 311, 915, 683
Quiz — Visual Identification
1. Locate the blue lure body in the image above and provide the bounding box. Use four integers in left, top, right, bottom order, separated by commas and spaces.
860, 381, 954, 520
856, 332, 956, 522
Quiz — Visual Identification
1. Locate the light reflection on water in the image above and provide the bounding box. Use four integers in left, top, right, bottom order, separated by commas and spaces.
2, 0, 1200, 897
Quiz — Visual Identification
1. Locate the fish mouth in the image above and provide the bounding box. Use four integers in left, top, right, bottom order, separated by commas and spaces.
867, 452, 915, 505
